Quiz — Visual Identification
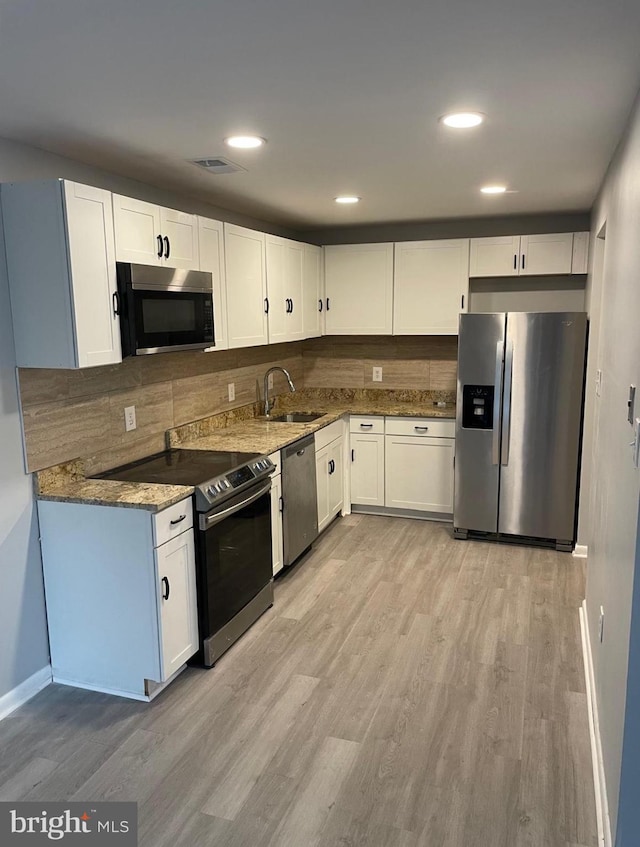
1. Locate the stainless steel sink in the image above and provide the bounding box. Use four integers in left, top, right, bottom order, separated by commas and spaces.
267, 412, 325, 423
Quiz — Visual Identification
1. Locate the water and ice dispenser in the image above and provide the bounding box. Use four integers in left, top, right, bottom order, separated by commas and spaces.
461, 385, 494, 430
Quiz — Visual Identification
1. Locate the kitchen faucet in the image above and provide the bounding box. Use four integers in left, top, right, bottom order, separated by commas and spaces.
263, 366, 296, 417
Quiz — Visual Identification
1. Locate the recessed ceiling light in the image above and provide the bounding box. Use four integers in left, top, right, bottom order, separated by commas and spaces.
224, 135, 265, 149
480, 185, 507, 194
335, 196, 360, 204
440, 112, 484, 128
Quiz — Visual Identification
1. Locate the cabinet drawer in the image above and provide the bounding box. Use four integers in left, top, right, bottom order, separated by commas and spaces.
268, 450, 281, 475
153, 498, 194, 548
349, 415, 384, 435
315, 418, 346, 452
384, 417, 455, 438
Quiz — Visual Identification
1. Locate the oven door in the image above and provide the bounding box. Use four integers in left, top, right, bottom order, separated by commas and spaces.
196, 480, 273, 664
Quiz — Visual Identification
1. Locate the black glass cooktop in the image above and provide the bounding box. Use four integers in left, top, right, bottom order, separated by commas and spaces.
94, 449, 262, 487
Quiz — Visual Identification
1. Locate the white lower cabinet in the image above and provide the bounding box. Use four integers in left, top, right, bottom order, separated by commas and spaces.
156, 529, 199, 680
350, 433, 385, 507
385, 435, 455, 513
269, 451, 284, 576
384, 417, 455, 514
315, 425, 345, 533
37, 497, 198, 700
348, 416, 455, 518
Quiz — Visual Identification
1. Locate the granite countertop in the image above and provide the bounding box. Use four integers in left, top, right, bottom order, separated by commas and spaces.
35, 463, 194, 513
180, 399, 455, 455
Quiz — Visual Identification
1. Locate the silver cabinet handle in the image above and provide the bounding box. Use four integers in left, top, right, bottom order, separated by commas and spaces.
201, 481, 271, 529
501, 339, 513, 466
492, 340, 503, 465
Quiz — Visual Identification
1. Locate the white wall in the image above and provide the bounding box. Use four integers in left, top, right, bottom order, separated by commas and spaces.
0, 134, 299, 704
0, 213, 50, 698
583, 90, 640, 845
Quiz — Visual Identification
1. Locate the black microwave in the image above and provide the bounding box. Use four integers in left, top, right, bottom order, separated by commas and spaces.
116, 263, 215, 356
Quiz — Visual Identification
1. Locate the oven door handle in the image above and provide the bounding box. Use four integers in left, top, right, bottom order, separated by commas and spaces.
200, 481, 272, 529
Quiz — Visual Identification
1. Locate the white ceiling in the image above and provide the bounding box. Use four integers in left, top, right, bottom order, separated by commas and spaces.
0, 0, 639, 229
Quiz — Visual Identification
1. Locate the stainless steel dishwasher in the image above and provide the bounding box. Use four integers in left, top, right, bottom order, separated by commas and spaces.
282, 434, 318, 566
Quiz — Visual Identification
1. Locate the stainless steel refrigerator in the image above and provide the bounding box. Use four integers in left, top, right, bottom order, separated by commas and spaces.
454, 312, 587, 551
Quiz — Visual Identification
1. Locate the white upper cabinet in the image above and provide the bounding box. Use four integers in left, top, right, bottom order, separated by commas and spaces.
302, 243, 323, 339
198, 217, 228, 350
224, 223, 269, 348
470, 232, 583, 277
324, 243, 394, 335
519, 233, 573, 276
113, 195, 199, 270
469, 236, 521, 277
266, 235, 305, 343
393, 239, 469, 335
1, 179, 122, 369
159, 207, 199, 270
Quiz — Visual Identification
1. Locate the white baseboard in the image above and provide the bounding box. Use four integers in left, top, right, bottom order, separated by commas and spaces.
580, 601, 612, 847
53, 675, 150, 702
0, 664, 52, 722
573, 544, 589, 558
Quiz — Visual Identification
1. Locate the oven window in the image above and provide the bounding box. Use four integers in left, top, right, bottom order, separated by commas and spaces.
142, 297, 196, 334
198, 491, 272, 636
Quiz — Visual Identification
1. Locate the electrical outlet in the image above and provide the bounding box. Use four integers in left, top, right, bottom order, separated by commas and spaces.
372, 366, 383, 382
228, 382, 235, 402
268, 373, 274, 389
599, 606, 605, 642
124, 405, 137, 432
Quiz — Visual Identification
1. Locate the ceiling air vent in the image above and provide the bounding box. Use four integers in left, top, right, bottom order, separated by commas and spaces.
189, 157, 246, 175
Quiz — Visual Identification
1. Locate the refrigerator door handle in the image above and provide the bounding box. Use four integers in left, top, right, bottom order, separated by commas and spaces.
501, 339, 514, 465
492, 341, 504, 465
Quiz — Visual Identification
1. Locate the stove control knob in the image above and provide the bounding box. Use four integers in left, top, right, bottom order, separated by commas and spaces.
207, 485, 217, 497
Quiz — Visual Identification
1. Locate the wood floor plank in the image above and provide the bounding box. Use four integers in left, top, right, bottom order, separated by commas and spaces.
201, 673, 320, 820
0, 515, 597, 847
0, 757, 58, 800
269, 735, 360, 846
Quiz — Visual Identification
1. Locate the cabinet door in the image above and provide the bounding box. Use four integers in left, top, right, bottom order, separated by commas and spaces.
155, 529, 198, 681
160, 208, 199, 270
324, 243, 394, 334
327, 437, 344, 517
63, 182, 122, 367
113, 194, 162, 265
394, 239, 469, 334
519, 233, 573, 276
302, 243, 322, 338
385, 436, 454, 513
270, 473, 284, 576
469, 236, 520, 278
266, 235, 288, 342
350, 433, 385, 507
198, 217, 228, 350
285, 240, 304, 340
224, 224, 269, 348
315, 444, 330, 532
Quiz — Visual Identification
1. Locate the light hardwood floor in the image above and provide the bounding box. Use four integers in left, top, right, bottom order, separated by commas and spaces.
0, 515, 597, 846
